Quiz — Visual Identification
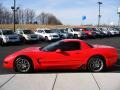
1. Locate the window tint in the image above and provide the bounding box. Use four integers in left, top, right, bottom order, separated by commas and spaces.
23, 30, 34, 34
41, 41, 61, 51
60, 42, 80, 51
3, 30, 14, 35
38, 30, 43, 33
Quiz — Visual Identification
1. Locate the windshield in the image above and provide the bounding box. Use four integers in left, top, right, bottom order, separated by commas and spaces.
59, 29, 66, 33
85, 28, 93, 31
41, 41, 61, 51
45, 30, 53, 33
73, 28, 80, 31
23, 30, 34, 34
2, 30, 14, 35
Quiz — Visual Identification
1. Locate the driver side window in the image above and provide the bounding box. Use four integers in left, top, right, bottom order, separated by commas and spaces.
60, 42, 80, 51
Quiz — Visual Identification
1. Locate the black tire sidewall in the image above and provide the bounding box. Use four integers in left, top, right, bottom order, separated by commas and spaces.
14, 57, 33, 73
87, 56, 105, 72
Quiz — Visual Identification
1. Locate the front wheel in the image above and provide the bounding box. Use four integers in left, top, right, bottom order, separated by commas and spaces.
1, 40, 5, 46
14, 57, 33, 73
74, 34, 78, 39
45, 36, 49, 42
87, 56, 105, 72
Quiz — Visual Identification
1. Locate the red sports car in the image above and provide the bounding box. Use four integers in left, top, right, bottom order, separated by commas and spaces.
3, 39, 118, 73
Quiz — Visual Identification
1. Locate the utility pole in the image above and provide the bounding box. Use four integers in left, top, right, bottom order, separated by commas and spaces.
117, 7, 120, 27
97, 1, 102, 27
11, 0, 19, 32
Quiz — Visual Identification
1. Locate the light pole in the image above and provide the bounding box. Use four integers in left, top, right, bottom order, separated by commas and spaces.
97, 1, 103, 27
117, 7, 120, 27
11, 0, 19, 32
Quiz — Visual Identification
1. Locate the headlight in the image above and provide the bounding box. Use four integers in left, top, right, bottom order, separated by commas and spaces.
3, 36, 9, 41
25, 35, 30, 39
88, 32, 92, 35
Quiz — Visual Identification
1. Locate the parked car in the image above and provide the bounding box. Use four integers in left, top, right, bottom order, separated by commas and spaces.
52, 29, 74, 39
107, 27, 119, 36
3, 39, 118, 73
15, 29, 39, 43
0, 29, 20, 46
66, 28, 87, 39
92, 28, 104, 38
99, 28, 111, 37
82, 28, 97, 38
35, 28, 60, 41
114, 28, 120, 36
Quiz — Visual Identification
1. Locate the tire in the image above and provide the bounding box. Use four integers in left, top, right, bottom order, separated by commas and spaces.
87, 56, 105, 72
1, 39, 5, 46
23, 38, 27, 43
45, 36, 49, 42
74, 34, 78, 39
14, 56, 33, 73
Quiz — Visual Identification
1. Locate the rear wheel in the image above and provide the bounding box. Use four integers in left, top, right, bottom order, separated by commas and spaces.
74, 34, 78, 39
1, 39, 5, 46
14, 56, 33, 73
87, 56, 105, 72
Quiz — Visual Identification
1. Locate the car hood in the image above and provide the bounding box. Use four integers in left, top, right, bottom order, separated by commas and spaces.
4, 34, 18, 37
93, 44, 114, 48
25, 34, 37, 36
48, 33, 58, 36
19, 47, 41, 52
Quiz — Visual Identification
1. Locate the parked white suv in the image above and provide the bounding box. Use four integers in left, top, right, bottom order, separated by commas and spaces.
66, 28, 87, 38
15, 29, 39, 43
35, 28, 60, 41
0, 29, 20, 46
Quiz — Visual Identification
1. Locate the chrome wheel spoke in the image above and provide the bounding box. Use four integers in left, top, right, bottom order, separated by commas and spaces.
89, 57, 104, 72
15, 57, 31, 73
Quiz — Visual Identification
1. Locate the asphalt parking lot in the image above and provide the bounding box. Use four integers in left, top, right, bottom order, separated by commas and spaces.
0, 37, 120, 74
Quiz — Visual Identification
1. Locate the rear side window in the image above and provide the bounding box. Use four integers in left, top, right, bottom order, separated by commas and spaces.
60, 42, 80, 51
0, 31, 1, 35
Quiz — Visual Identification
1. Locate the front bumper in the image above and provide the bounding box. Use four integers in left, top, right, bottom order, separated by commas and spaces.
3, 57, 14, 69
26, 38, 39, 41
48, 37, 60, 40
4, 39, 20, 43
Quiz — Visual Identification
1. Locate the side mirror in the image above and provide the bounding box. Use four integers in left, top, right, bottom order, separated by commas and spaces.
55, 49, 62, 53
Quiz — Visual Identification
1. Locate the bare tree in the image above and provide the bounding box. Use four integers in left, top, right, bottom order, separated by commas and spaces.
37, 12, 62, 25
0, 3, 62, 25
0, 3, 4, 24
29, 9, 35, 24
24, 9, 35, 24
17, 9, 25, 24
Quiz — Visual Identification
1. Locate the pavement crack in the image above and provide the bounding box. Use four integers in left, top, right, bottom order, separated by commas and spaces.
52, 74, 58, 90
0, 74, 16, 88
91, 73, 101, 90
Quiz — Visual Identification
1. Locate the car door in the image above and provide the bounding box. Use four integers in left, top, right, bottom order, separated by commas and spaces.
37, 30, 44, 39
39, 41, 82, 70
58, 41, 83, 69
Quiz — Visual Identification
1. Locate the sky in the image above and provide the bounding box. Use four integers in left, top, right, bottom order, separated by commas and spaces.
0, 0, 120, 25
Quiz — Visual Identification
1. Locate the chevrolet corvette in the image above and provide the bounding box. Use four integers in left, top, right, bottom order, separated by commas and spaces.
3, 39, 118, 73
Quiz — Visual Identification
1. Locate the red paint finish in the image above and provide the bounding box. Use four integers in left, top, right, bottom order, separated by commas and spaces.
3, 39, 118, 71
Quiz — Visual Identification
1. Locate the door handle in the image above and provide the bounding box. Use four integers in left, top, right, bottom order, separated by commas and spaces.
76, 53, 80, 54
